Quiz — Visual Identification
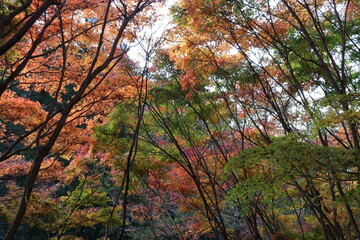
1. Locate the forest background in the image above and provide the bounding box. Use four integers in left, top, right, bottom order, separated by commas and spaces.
0, 0, 359, 239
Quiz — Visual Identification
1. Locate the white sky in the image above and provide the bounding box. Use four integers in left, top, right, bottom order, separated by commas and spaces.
126, 0, 178, 65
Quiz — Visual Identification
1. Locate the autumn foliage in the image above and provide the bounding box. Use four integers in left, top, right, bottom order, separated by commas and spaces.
1, 0, 360, 239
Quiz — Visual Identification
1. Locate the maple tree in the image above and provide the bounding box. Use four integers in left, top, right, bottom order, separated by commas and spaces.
0, 0, 163, 239
1, 0, 360, 239
161, 0, 359, 238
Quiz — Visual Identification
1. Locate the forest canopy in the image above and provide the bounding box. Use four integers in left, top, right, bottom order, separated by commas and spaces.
0, 0, 359, 239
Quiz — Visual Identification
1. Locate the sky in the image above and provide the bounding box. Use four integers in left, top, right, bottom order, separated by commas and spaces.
126, 0, 178, 65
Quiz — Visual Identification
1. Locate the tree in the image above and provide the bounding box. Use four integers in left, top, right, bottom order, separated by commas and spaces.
0, 0, 163, 238
1, 0, 359, 239
148, 0, 360, 238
